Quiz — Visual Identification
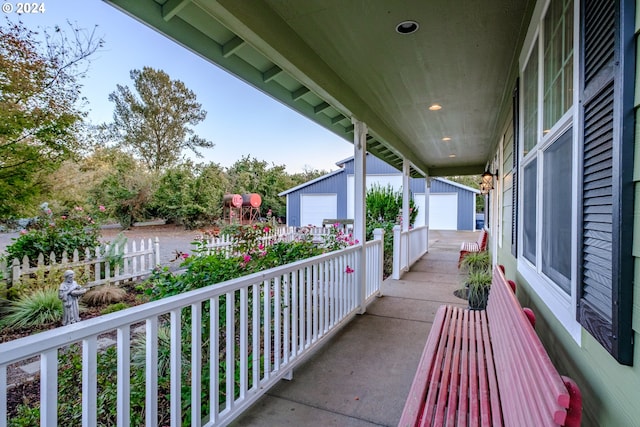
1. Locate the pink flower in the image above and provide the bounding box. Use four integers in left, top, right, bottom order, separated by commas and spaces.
181, 253, 189, 259
345, 266, 355, 274
61, 215, 67, 219
263, 226, 270, 233
74, 206, 83, 211
243, 254, 252, 263
258, 243, 265, 250
20, 229, 27, 235
99, 205, 106, 212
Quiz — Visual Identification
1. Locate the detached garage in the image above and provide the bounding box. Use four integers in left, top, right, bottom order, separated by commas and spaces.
279, 155, 479, 230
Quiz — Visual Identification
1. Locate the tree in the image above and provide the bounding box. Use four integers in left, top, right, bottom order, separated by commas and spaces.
227, 156, 298, 219
104, 67, 214, 172
151, 161, 228, 229
0, 20, 102, 217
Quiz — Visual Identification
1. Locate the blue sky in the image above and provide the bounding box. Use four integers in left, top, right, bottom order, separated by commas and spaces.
5, 0, 353, 173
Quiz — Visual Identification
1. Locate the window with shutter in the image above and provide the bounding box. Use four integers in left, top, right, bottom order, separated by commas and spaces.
578, 0, 634, 365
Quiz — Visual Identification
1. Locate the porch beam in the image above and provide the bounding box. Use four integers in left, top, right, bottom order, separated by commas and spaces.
292, 86, 310, 101
263, 65, 283, 83
353, 118, 367, 314
162, 0, 191, 21
223, 36, 246, 58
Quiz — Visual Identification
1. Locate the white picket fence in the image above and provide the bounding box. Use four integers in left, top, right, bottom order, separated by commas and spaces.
2, 238, 160, 288
202, 225, 340, 257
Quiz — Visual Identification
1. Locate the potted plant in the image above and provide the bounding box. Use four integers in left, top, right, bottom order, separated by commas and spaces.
466, 268, 492, 310
460, 250, 491, 273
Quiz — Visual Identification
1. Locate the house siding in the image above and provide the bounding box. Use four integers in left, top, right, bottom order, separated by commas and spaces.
285, 171, 346, 227
493, 4, 640, 420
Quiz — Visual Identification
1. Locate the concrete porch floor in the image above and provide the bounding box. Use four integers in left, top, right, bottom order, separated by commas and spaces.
232, 230, 476, 427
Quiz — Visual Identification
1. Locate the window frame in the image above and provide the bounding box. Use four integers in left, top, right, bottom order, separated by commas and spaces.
517, 0, 581, 343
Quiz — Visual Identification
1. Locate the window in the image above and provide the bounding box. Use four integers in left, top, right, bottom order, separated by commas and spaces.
522, 160, 537, 264
517, 0, 577, 340
543, 0, 573, 130
516, 0, 635, 363
542, 130, 572, 293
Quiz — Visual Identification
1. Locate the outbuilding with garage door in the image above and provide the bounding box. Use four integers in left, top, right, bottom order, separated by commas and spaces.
279, 155, 479, 230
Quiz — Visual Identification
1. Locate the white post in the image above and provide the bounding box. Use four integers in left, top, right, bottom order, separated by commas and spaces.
154, 237, 160, 266
373, 228, 384, 296
392, 225, 401, 280
353, 118, 368, 314
425, 175, 430, 253
402, 159, 410, 271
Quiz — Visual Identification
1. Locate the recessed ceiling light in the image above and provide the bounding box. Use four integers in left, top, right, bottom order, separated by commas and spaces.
429, 104, 442, 111
449, 154, 456, 158
442, 137, 451, 141
396, 20, 419, 34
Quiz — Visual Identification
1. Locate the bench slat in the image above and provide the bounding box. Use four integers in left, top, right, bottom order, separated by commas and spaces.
398, 306, 449, 426
489, 267, 572, 426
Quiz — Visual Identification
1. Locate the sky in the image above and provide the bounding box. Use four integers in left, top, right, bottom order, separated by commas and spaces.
4, 0, 353, 173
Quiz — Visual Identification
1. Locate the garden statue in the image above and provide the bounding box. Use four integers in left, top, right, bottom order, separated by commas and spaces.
59, 270, 87, 325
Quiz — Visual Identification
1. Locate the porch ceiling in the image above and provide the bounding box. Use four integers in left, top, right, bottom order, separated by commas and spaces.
105, 0, 535, 177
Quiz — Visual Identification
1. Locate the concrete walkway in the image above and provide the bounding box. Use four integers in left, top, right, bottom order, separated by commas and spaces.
232, 230, 475, 426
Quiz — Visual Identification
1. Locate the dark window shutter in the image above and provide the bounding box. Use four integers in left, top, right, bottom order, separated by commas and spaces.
512, 82, 519, 257
578, 0, 634, 365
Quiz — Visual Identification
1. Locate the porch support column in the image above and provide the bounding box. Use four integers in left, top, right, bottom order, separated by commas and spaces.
424, 175, 430, 252
353, 119, 367, 314
402, 159, 410, 232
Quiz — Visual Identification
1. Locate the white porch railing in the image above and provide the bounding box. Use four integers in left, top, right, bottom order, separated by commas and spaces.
391, 225, 429, 279
0, 232, 384, 427
3, 238, 160, 288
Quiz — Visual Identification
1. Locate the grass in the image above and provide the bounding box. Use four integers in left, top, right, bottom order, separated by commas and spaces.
0, 289, 62, 328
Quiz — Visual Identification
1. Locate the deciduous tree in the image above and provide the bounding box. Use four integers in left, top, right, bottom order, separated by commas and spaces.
103, 67, 214, 172
0, 20, 102, 217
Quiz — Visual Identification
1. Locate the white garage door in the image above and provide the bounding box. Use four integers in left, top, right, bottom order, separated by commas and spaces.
429, 193, 458, 230
301, 194, 337, 227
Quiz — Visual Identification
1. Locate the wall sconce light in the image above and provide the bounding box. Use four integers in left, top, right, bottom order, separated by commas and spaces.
480, 170, 497, 194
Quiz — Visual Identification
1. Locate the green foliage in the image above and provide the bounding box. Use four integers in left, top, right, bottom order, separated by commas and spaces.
227, 155, 304, 219
461, 250, 491, 274
366, 184, 417, 226
151, 161, 228, 229
0, 288, 62, 328
4, 203, 103, 265
466, 269, 492, 310
460, 250, 492, 310
102, 66, 214, 172
100, 301, 129, 314
89, 149, 155, 229
0, 20, 102, 218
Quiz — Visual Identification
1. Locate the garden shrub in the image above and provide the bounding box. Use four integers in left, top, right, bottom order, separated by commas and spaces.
4, 203, 105, 266
83, 285, 127, 307
0, 288, 63, 328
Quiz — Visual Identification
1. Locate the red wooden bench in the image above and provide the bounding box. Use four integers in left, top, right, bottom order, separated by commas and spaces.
398, 265, 582, 427
457, 229, 488, 268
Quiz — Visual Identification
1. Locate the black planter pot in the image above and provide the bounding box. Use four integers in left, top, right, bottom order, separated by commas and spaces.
468, 286, 489, 310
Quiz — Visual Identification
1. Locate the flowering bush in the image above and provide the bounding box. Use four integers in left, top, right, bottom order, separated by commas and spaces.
4, 202, 105, 265
321, 223, 359, 251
